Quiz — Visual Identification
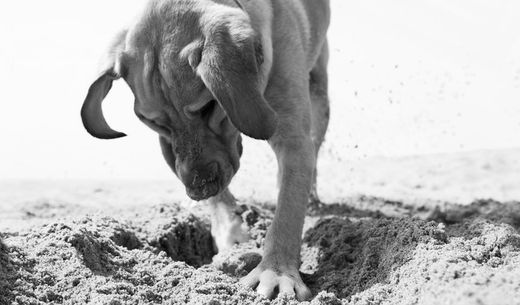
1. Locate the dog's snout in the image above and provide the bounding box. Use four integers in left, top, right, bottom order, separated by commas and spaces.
179, 161, 220, 200
190, 162, 219, 188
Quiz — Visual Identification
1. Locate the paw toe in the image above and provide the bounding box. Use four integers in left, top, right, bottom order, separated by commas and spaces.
295, 282, 312, 301
240, 266, 263, 288
240, 267, 312, 301
278, 277, 296, 298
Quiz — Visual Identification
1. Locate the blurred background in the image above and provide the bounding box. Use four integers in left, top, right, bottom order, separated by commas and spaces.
0, 0, 519, 207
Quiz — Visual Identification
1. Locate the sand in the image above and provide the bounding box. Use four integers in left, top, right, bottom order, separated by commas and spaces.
1, 149, 520, 304
1, 197, 519, 305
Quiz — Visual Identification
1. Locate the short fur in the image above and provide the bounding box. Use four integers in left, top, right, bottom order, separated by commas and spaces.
81, 0, 330, 300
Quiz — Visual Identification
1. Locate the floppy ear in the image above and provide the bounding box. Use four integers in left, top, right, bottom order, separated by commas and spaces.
81, 31, 127, 139
81, 71, 126, 139
197, 26, 278, 140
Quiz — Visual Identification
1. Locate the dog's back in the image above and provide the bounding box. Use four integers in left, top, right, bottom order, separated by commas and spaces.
299, 0, 330, 63
269, 0, 330, 71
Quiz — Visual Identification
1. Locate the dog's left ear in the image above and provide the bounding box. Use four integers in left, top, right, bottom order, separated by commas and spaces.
197, 24, 278, 140
81, 30, 128, 139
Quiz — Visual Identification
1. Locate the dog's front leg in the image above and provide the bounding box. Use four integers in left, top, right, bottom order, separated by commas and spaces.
241, 134, 314, 300
208, 188, 249, 253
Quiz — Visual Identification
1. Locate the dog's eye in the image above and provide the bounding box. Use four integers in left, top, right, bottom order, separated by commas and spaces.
199, 100, 217, 119
138, 114, 171, 136
151, 120, 171, 135
184, 100, 217, 120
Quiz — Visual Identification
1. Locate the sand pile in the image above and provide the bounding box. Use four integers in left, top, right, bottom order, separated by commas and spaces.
1, 199, 519, 304
0, 206, 264, 305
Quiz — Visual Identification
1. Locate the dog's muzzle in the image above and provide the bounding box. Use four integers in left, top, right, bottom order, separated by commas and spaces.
183, 162, 221, 201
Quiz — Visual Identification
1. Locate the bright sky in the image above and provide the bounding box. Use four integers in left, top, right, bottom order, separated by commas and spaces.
0, 0, 519, 179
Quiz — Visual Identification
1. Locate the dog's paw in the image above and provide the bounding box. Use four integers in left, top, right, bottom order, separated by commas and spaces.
239, 263, 312, 301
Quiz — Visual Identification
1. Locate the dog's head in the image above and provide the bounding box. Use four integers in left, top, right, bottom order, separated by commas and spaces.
81, 0, 277, 200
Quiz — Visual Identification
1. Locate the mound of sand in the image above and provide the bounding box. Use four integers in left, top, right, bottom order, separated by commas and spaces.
1, 199, 519, 304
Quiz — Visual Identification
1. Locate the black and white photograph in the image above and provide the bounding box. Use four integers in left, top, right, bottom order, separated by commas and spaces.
1, 0, 520, 304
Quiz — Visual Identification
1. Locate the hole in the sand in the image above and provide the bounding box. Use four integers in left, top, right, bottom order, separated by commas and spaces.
110, 229, 142, 250
147, 215, 216, 268
303, 217, 447, 298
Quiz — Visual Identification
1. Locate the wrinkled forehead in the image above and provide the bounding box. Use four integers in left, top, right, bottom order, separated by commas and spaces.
121, 38, 207, 118
120, 4, 208, 105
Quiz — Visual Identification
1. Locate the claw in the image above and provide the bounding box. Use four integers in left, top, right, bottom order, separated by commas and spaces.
240, 265, 312, 301
295, 280, 312, 301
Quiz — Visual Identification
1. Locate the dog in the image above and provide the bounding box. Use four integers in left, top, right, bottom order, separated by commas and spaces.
81, 0, 330, 300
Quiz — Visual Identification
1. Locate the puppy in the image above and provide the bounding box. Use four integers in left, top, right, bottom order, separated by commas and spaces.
81, 0, 330, 300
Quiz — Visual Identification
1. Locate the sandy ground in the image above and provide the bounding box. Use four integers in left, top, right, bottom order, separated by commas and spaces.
1, 149, 520, 304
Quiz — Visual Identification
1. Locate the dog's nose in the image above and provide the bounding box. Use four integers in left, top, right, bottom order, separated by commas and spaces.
179, 162, 220, 200
189, 162, 219, 188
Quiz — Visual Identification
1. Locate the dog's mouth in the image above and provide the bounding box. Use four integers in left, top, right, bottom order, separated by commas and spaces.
186, 177, 220, 201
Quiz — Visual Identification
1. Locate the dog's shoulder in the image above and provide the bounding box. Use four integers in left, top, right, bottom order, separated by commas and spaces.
265, 0, 330, 67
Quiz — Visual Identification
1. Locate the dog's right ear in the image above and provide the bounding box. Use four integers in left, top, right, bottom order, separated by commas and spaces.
196, 23, 278, 140
81, 30, 128, 139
